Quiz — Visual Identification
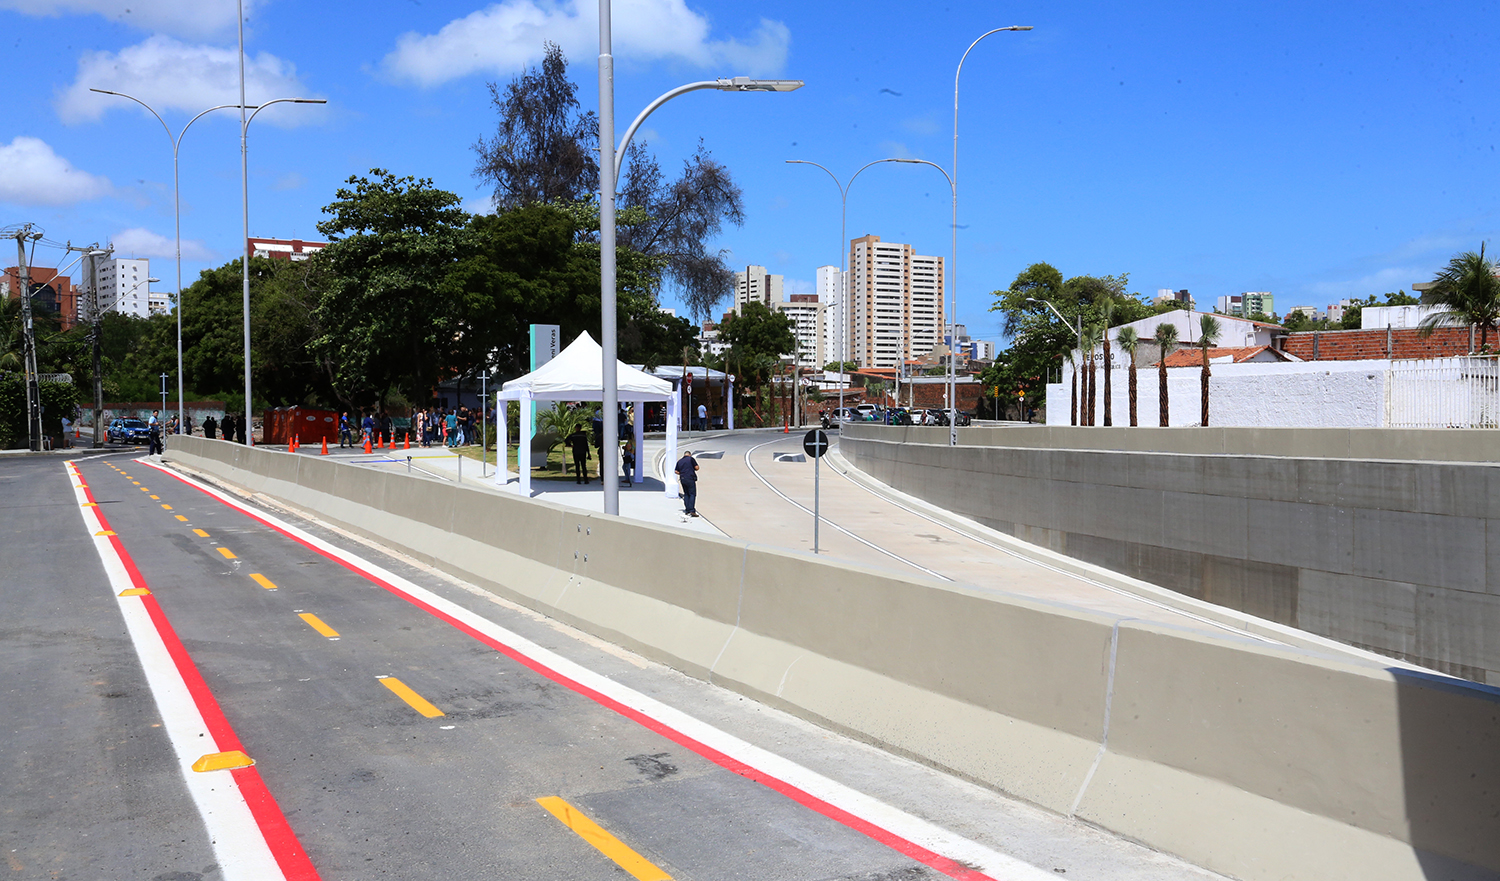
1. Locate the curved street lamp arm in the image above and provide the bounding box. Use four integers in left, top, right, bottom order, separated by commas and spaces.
1027, 297, 1083, 340
178, 104, 248, 151
784, 159, 846, 200
89, 88, 173, 148
243, 97, 325, 130
613, 81, 723, 183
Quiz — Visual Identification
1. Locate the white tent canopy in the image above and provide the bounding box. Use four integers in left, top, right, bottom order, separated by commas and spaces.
494, 332, 679, 498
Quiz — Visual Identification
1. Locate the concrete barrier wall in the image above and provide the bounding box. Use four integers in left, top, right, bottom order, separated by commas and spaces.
164, 436, 1500, 881
843, 423, 1500, 684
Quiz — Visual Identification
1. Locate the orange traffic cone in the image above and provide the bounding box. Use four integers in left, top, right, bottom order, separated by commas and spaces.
403, 434, 410, 450
321, 437, 328, 455
364, 436, 372, 454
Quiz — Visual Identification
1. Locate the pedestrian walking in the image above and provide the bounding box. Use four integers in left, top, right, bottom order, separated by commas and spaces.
697, 402, 707, 432
204, 415, 217, 439
185, 414, 195, 436
675, 450, 700, 516
339, 412, 352, 447
567, 427, 591, 484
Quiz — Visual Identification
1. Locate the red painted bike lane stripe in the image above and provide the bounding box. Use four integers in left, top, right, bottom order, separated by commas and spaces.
145, 459, 996, 881
77, 461, 321, 881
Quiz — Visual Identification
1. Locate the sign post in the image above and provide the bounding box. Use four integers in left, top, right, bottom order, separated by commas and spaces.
803, 428, 830, 553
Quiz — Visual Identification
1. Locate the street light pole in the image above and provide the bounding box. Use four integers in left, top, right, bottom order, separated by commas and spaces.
89, 89, 246, 436
599, 0, 801, 515
785, 157, 930, 422
949, 25, 1032, 444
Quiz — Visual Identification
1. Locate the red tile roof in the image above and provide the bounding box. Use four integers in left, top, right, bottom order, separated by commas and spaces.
1157, 345, 1281, 367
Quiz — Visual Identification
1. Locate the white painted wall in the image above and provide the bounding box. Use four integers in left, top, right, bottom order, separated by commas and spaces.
1048, 359, 1391, 427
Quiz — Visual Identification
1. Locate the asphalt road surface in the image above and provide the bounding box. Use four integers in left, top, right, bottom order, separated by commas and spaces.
1, 451, 1226, 881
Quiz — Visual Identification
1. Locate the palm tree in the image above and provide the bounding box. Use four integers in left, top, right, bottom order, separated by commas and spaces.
1419, 244, 1500, 351
1082, 323, 1102, 426
1197, 314, 1222, 426
1154, 322, 1178, 427
1116, 326, 1140, 427
1099, 300, 1116, 426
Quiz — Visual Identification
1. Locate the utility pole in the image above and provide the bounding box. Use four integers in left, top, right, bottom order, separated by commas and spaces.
13, 227, 43, 451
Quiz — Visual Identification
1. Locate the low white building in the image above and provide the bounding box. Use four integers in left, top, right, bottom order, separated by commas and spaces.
94, 257, 152, 319
774, 294, 825, 370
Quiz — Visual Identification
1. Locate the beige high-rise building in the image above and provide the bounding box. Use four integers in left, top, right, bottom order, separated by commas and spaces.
733, 265, 784, 314
847, 235, 944, 370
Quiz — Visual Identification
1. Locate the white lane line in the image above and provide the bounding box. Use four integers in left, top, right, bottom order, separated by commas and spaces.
66, 462, 290, 881
144, 459, 1059, 881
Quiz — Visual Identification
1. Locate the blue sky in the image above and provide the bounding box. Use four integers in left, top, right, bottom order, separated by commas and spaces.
2, 0, 1497, 345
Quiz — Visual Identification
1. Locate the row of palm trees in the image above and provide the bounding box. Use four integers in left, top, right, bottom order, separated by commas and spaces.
1070, 313, 1223, 427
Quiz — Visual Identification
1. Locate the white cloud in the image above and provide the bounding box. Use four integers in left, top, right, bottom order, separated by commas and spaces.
110, 227, 214, 261
57, 35, 323, 128
1308, 266, 1427, 302
0, 137, 113, 206
273, 172, 306, 191
382, 0, 790, 87
0, 0, 252, 38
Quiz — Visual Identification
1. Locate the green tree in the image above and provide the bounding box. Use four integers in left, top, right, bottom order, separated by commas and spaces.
1197, 314, 1222, 426
1099, 299, 1116, 426
1154, 322, 1178, 427
1419, 245, 1500, 351
475, 44, 745, 323
313, 169, 471, 408
718, 302, 796, 384
1116, 326, 1140, 427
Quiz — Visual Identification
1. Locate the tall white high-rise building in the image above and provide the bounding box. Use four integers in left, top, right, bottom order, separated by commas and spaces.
773, 294, 824, 370
733, 265, 784, 314
816, 265, 847, 369
95, 257, 153, 319
848, 235, 944, 370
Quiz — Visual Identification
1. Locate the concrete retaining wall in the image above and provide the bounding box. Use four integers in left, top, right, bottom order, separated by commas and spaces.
841, 423, 1500, 684
165, 436, 1500, 881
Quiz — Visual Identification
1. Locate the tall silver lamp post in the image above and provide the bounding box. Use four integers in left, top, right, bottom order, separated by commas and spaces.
237, 0, 326, 445
599, 0, 802, 515
88, 88, 246, 435
784, 157, 934, 422
948, 26, 1032, 442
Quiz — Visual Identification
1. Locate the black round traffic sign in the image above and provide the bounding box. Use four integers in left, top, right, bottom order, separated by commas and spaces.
803, 429, 830, 459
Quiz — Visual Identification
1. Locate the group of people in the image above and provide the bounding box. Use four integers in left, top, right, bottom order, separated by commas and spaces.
563, 406, 637, 485
334, 406, 490, 449
200, 413, 245, 444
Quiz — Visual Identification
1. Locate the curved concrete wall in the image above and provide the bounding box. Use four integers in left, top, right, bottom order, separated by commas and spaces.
165, 436, 1500, 881
843, 423, 1500, 685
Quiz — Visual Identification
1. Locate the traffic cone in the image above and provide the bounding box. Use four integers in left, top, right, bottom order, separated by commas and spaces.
403, 434, 410, 450
364, 436, 372, 454
321, 437, 328, 456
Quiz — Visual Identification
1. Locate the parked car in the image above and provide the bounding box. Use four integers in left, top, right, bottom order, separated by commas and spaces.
107, 418, 151, 444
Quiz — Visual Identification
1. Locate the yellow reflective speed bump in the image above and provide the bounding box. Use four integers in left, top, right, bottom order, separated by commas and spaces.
118, 588, 151, 597
191, 751, 255, 772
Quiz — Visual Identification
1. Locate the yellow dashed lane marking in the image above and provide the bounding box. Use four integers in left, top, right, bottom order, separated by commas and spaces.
175, 515, 188, 522
377, 677, 445, 718
161, 504, 172, 510
149, 495, 159, 500
536, 797, 671, 880
216, 547, 236, 560
193, 529, 209, 538
249, 574, 277, 590
299, 613, 340, 639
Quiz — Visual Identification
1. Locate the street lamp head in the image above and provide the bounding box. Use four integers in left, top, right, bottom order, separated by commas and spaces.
291, 98, 328, 104
147, 277, 161, 283
716, 77, 803, 92
88, 88, 121, 96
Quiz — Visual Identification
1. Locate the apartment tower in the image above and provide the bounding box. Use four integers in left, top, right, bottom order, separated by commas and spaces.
733, 265, 783, 314
847, 235, 943, 370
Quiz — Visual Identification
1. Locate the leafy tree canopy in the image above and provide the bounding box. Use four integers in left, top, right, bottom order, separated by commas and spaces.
718, 302, 796, 385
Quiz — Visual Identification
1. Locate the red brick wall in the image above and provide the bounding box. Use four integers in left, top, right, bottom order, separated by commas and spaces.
1281, 327, 1477, 360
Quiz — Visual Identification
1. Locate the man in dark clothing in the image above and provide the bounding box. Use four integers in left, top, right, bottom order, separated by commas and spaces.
221, 414, 235, 444
147, 410, 163, 455
203, 415, 217, 440
567, 428, 592, 484
235, 415, 247, 444
675, 450, 700, 517
339, 412, 352, 447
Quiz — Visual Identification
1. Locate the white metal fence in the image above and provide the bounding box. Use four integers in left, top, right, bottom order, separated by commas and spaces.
1388, 356, 1500, 428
